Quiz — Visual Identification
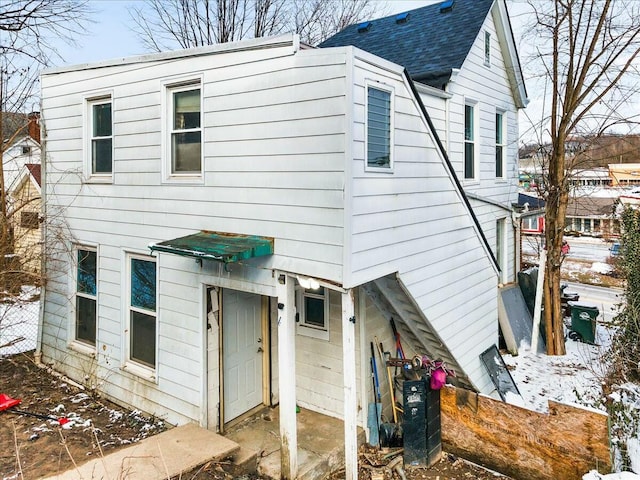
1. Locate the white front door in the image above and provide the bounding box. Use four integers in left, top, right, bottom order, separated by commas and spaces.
223, 289, 263, 423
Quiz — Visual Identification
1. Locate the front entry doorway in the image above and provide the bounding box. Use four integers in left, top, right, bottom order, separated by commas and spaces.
222, 289, 264, 423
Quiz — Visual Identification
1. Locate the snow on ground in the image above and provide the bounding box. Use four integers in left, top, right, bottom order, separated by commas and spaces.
504, 322, 640, 478
503, 325, 612, 413
0, 286, 40, 356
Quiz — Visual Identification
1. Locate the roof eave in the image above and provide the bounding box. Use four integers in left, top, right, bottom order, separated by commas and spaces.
493, 0, 529, 109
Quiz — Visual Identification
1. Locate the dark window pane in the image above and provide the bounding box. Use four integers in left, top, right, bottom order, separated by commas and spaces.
77, 249, 97, 295
76, 296, 96, 345
131, 310, 156, 367
305, 296, 325, 328
367, 87, 391, 168
464, 142, 474, 179
172, 132, 201, 173
131, 258, 156, 311
495, 146, 503, 177
20, 211, 39, 229
495, 113, 503, 143
92, 138, 112, 173
93, 103, 112, 137
465, 105, 474, 141
174, 89, 200, 129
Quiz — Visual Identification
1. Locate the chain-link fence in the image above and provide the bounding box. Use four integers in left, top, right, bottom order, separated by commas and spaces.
0, 286, 40, 356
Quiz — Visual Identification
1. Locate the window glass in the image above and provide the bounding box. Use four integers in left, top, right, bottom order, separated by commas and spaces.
76, 248, 97, 346
130, 310, 156, 367
77, 249, 97, 295
484, 31, 491, 65
76, 296, 97, 344
367, 87, 391, 168
464, 104, 475, 179
91, 102, 112, 174
129, 256, 156, 369
496, 113, 504, 177
171, 87, 201, 174
131, 258, 156, 311
304, 292, 325, 328
20, 211, 39, 229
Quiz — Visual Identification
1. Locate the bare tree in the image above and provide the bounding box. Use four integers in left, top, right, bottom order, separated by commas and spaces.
0, 1, 89, 349
522, 0, 640, 355
129, 0, 383, 51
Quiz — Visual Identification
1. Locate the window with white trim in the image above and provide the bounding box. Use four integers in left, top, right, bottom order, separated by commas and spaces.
87, 96, 113, 176
484, 31, 491, 66
464, 103, 477, 180
75, 247, 97, 346
296, 286, 329, 341
495, 112, 505, 178
127, 255, 157, 369
366, 84, 393, 170
167, 82, 202, 176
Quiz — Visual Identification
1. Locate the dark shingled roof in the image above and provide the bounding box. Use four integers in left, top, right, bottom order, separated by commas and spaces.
319, 0, 494, 89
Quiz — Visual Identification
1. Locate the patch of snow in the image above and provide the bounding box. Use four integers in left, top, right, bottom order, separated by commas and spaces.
0, 287, 40, 355
583, 472, 640, 480
591, 262, 614, 274
628, 438, 640, 473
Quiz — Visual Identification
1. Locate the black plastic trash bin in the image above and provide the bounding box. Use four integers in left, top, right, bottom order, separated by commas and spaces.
569, 302, 599, 344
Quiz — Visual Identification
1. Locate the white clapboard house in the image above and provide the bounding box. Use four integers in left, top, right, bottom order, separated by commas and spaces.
39, 0, 526, 477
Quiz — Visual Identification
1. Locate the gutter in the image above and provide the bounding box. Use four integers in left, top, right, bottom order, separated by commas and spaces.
34, 111, 46, 365
402, 68, 500, 273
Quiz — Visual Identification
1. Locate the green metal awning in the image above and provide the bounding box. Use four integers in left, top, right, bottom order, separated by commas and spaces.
149, 231, 274, 263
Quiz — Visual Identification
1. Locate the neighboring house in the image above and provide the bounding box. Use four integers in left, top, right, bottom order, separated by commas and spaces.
320, 0, 528, 285
609, 163, 640, 186
9, 164, 42, 275
517, 193, 545, 235
39, 2, 526, 477
2, 113, 41, 191
565, 196, 619, 238
2, 114, 42, 277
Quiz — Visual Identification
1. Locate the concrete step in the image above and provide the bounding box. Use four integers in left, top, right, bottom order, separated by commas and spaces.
226, 446, 258, 477
44, 423, 240, 480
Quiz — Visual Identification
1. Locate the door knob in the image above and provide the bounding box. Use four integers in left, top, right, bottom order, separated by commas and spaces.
257, 346, 264, 353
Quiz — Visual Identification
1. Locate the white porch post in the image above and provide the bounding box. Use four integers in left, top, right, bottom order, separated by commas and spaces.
342, 289, 358, 480
276, 273, 297, 479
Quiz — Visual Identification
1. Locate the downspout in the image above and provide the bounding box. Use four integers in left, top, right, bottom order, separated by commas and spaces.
34, 110, 46, 365
403, 69, 500, 272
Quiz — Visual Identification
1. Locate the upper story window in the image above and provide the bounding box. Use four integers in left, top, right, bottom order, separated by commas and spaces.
366, 84, 393, 171
22, 146, 31, 155
75, 247, 97, 347
484, 31, 491, 66
495, 112, 505, 178
166, 81, 202, 179
464, 103, 477, 180
296, 285, 329, 341
127, 255, 157, 370
87, 97, 113, 176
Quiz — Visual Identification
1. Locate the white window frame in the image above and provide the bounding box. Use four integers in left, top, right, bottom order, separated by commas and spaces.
69, 244, 98, 356
464, 100, 479, 182
123, 252, 158, 379
364, 81, 394, 173
484, 30, 491, 66
83, 93, 113, 183
495, 110, 506, 179
296, 286, 330, 341
162, 76, 204, 183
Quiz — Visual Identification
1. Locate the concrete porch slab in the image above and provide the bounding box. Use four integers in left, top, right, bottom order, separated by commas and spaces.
225, 406, 365, 480
43, 423, 239, 480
